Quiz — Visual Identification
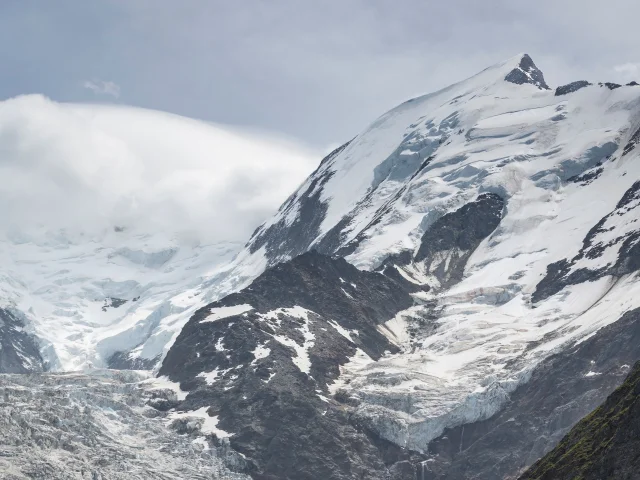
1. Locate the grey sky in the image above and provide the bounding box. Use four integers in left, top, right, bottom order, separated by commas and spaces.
1, 0, 639, 150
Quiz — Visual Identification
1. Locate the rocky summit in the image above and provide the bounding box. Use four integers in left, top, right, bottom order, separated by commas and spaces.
2, 53, 640, 479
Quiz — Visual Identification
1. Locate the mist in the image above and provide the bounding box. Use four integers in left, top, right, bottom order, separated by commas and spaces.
0, 94, 319, 245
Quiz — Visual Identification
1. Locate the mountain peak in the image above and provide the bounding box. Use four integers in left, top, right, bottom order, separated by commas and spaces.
504, 53, 550, 90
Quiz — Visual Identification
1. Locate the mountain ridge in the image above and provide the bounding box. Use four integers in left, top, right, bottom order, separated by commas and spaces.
157, 53, 640, 478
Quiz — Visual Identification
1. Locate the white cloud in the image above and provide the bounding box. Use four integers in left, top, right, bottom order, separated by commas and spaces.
0, 94, 319, 244
82, 79, 121, 98
613, 63, 640, 82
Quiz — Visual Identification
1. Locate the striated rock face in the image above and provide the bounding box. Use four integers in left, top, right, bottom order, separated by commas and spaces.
0, 308, 46, 373
0, 370, 248, 480
520, 360, 640, 480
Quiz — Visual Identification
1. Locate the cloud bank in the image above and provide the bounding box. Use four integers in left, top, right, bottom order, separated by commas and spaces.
0, 94, 319, 244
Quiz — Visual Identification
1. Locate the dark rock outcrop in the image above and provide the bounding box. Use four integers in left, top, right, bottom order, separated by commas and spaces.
555, 80, 591, 96
247, 142, 350, 264
0, 308, 46, 373
505, 54, 550, 90
623, 126, 640, 157
413, 193, 505, 287
160, 251, 424, 479
603, 82, 622, 90
520, 361, 640, 480
102, 297, 127, 312
107, 351, 159, 370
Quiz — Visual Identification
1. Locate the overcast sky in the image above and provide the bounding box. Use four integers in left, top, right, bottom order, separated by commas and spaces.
1, 0, 639, 150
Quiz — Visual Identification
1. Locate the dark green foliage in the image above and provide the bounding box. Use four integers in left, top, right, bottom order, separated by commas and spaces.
521, 362, 640, 480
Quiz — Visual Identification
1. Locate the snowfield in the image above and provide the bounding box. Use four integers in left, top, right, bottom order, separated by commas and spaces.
0, 369, 249, 479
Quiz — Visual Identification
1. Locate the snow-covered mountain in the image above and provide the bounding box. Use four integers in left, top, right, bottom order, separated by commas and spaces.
3, 53, 640, 479
0, 96, 316, 373
156, 54, 640, 478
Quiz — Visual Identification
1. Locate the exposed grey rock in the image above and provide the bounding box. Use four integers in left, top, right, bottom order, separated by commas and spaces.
247, 142, 349, 264
160, 252, 425, 479
555, 80, 591, 96
0, 308, 46, 374
567, 163, 604, 186
107, 350, 159, 370
101, 297, 127, 312
623, 126, 640, 157
413, 193, 505, 287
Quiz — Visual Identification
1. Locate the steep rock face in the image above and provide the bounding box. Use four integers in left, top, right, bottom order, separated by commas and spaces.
504, 54, 550, 90
412, 192, 505, 287
160, 252, 424, 479
0, 308, 46, 373
520, 360, 640, 480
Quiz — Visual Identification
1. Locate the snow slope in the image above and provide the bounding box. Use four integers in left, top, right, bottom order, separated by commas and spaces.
0, 97, 317, 371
